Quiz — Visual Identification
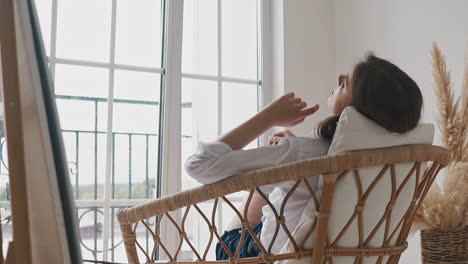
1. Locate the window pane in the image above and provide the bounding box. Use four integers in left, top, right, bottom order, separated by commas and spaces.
57, 97, 107, 200
57, 99, 96, 131
112, 102, 159, 199
110, 208, 157, 261
114, 70, 160, 102
130, 135, 154, 199
62, 132, 78, 197
112, 103, 159, 134
77, 207, 104, 261
1, 208, 11, 257
113, 134, 157, 199
115, 0, 162, 67
183, 79, 218, 141
112, 70, 160, 199
181, 78, 218, 190
97, 102, 109, 132
222, 0, 258, 79
64, 132, 106, 200
181, 104, 192, 136
56, 0, 111, 62
182, 202, 216, 260
34, 0, 52, 55
181, 137, 196, 190
182, 0, 218, 75
0, 140, 9, 201
55, 64, 109, 98
113, 134, 130, 198
222, 82, 258, 149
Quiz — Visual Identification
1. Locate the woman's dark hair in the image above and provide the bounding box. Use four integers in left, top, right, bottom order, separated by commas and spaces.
316, 53, 423, 141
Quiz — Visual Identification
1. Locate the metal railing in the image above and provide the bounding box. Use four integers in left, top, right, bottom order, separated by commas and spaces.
0, 94, 246, 261
0, 94, 192, 261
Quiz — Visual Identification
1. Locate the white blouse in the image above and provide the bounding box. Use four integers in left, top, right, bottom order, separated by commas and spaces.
184, 136, 330, 254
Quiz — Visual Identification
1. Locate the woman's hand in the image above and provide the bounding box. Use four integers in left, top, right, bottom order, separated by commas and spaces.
260, 92, 320, 127
269, 130, 295, 145
217, 92, 318, 150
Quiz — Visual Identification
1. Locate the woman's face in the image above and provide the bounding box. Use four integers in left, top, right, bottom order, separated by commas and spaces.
328, 71, 353, 115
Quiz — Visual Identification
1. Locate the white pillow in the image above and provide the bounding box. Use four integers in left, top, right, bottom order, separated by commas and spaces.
276, 107, 434, 264
328, 107, 434, 154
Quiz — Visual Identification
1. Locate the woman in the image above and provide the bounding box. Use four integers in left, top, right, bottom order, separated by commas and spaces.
184, 53, 423, 260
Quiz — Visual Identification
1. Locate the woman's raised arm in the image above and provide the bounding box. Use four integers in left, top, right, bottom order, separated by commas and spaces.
218, 92, 319, 150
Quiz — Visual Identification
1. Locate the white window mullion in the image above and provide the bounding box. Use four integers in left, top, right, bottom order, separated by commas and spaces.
53, 57, 165, 74
102, 0, 118, 260
216, 0, 224, 231
49, 0, 58, 79
181, 72, 260, 85
159, 0, 184, 257
216, 0, 222, 141
160, 0, 183, 202
259, 0, 271, 147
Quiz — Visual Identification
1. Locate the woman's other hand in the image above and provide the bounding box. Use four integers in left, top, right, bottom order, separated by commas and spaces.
261, 92, 319, 127
269, 130, 295, 145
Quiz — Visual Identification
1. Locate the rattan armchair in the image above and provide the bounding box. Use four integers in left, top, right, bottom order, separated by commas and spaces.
117, 144, 450, 264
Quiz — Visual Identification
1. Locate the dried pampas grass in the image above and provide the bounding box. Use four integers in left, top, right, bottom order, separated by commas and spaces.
439, 163, 468, 228
431, 43, 463, 161
413, 42, 468, 231
460, 50, 468, 162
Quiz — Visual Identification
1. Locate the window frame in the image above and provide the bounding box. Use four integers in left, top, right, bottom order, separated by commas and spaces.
35, 0, 170, 261
161, 0, 271, 256
0, 0, 271, 261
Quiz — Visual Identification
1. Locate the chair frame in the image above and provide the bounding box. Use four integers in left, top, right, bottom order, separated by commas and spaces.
117, 144, 450, 264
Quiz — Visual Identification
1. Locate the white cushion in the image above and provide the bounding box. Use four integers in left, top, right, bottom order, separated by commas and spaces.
276, 107, 434, 264
328, 107, 434, 155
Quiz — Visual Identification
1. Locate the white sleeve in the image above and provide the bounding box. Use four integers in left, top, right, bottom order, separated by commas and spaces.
184, 139, 297, 186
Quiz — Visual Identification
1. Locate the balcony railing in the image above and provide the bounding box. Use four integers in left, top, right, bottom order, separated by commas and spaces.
0, 94, 193, 261
0, 94, 246, 262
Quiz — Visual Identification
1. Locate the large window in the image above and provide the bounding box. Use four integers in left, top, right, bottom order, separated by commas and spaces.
179, 0, 264, 260
0, 0, 267, 262
35, 0, 165, 261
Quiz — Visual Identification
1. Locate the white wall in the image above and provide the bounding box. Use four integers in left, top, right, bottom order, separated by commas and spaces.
269, 0, 336, 137
274, 0, 467, 263
333, 1, 468, 262
273, 0, 468, 138
334, 0, 468, 139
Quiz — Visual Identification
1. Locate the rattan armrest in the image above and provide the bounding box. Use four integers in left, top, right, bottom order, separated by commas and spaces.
116, 144, 449, 225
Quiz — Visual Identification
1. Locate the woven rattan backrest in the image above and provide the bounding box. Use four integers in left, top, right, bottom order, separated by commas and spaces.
315, 162, 432, 264
117, 145, 449, 264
